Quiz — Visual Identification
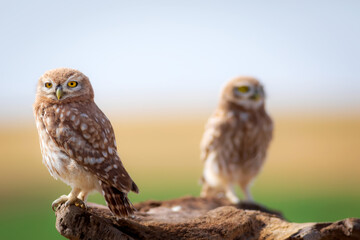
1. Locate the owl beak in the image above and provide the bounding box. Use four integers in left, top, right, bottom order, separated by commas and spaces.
251, 93, 260, 101
56, 86, 63, 100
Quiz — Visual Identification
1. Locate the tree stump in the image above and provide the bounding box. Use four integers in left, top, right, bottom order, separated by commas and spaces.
55, 196, 360, 240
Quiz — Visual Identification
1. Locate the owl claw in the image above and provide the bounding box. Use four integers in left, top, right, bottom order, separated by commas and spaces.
51, 195, 68, 211
73, 199, 87, 209
74, 202, 86, 209
65, 198, 87, 210
52, 203, 59, 212
52, 195, 87, 211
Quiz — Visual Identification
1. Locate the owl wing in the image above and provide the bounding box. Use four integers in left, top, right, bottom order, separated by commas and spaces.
42, 102, 138, 194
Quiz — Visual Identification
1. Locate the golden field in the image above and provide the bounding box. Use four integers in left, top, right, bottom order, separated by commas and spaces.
0, 113, 360, 239
1, 113, 359, 195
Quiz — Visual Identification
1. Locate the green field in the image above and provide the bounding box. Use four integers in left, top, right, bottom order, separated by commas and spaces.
1, 114, 359, 239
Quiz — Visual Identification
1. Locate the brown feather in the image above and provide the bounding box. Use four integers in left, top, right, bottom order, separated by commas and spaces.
101, 181, 136, 217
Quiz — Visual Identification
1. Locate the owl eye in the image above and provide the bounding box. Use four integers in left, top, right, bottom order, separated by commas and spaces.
67, 81, 78, 88
237, 86, 250, 93
45, 82, 52, 88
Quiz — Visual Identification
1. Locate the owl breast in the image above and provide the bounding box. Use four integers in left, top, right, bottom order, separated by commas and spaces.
228, 112, 272, 178
35, 110, 101, 192
206, 111, 272, 183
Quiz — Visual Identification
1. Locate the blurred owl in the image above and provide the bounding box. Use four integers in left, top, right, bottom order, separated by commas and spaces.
33, 68, 139, 217
200, 76, 273, 203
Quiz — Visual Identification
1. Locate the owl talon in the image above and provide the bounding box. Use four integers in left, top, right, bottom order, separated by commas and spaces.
51, 195, 68, 211
51, 195, 87, 211
65, 198, 87, 210
52, 204, 60, 212
74, 201, 87, 209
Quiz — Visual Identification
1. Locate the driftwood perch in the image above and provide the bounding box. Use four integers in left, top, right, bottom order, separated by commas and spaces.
55, 196, 360, 240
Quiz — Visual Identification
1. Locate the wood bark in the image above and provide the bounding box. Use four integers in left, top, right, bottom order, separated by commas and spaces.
55, 196, 360, 240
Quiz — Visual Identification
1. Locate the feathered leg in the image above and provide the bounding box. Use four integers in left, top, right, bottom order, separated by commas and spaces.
239, 179, 254, 202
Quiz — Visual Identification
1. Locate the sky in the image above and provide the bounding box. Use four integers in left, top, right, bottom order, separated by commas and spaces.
0, 0, 359, 121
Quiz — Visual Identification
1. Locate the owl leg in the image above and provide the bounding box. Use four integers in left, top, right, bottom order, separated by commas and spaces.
225, 185, 240, 204
200, 182, 225, 198
64, 188, 87, 209
239, 180, 254, 202
200, 182, 211, 197
78, 191, 89, 202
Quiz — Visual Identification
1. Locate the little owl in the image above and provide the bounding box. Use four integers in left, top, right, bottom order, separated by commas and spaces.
33, 68, 139, 217
200, 76, 273, 203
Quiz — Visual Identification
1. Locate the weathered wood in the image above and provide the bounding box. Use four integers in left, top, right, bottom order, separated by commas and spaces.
55, 196, 360, 240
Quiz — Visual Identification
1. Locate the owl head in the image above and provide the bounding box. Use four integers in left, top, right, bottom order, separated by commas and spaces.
36, 68, 94, 104
220, 76, 266, 110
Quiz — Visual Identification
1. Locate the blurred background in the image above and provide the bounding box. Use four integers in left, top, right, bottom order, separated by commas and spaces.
1, 0, 360, 239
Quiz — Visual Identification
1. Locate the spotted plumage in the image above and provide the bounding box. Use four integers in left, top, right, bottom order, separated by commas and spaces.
34, 68, 138, 217
200, 76, 273, 203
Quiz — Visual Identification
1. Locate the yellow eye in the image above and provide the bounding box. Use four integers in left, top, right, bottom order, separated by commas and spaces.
45, 82, 52, 88
67, 81, 78, 88
238, 86, 250, 93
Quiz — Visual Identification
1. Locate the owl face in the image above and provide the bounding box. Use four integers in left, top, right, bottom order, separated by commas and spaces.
222, 77, 266, 110
36, 68, 94, 103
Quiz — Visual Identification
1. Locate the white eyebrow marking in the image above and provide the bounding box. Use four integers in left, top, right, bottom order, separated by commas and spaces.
67, 75, 82, 82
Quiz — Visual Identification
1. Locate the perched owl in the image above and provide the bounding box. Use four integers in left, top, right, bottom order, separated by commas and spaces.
33, 68, 139, 217
200, 77, 273, 203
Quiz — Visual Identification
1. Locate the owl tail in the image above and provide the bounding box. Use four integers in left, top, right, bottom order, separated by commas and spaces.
101, 182, 136, 217
131, 181, 139, 194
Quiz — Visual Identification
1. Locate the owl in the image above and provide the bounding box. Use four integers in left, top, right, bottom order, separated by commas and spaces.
200, 76, 273, 203
33, 68, 139, 217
